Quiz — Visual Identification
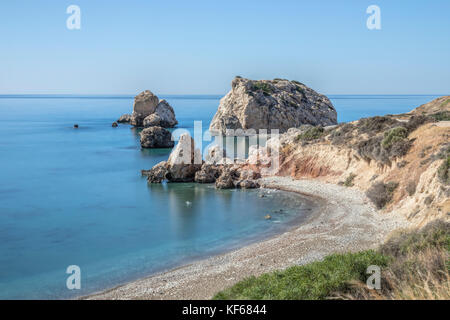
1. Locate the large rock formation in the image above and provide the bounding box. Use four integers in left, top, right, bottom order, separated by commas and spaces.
140, 126, 174, 149
209, 77, 337, 134
118, 90, 178, 128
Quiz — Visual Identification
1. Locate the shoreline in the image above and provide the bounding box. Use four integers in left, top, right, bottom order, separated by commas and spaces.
85, 176, 409, 300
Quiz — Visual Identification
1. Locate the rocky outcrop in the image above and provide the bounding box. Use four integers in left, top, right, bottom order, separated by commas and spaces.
117, 114, 132, 123
143, 100, 178, 128
118, 91, 178, 128
142, 161, 169, 183
140, 126, 174, 149
209, 77, 337, 134
165, 134, 202, 182
194, 164, 222, 183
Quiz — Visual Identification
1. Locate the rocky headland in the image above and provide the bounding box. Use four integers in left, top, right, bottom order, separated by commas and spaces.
95, 80, 449, 299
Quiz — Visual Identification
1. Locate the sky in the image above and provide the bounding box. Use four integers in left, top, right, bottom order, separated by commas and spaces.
0, 0, 449, 95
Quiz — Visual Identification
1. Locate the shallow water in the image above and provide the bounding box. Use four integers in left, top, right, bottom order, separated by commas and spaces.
0, 94, 439, 299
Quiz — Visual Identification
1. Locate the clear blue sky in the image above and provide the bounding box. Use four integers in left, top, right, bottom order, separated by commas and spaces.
0, 0, 449, 95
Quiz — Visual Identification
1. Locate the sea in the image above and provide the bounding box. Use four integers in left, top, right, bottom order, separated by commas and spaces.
0, 94, 440, 299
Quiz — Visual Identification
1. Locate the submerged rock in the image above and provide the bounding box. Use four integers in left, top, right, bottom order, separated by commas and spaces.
140, 126, 174, 149
112, 122, 118, 127
209, 77, 337, 134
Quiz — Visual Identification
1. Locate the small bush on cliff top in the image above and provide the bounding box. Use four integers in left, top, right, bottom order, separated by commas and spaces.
431, 111, 450, 122
295, 127, 325, 141
381, 127, 408, 149
438, 155, 450, 185
366, 181, 399, 209
252, 81, 273, 95
343, 173, 356, 187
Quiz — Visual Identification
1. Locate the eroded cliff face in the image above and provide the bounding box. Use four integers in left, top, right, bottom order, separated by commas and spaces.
250, 96, 450, 227
209, 77, 337, 134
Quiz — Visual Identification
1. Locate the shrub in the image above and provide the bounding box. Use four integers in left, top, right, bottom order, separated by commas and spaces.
357, 116, 399, 135
295, 127, 325, 141
430, 111, 450, 122
252, 81, 273, 95
405, 115, 433, 132
366, 181, 399, 209
437, 155, 450, 185
381, 127, 408, 149
343, 173, 356, 187
405, 180, 416, 196
213, 250, 389, 300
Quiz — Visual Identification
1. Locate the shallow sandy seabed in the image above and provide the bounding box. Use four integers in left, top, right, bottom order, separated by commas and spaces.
85, 176, 409, 300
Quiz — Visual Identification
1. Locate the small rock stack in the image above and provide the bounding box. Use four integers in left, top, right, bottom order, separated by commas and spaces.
117, 90, 178, 148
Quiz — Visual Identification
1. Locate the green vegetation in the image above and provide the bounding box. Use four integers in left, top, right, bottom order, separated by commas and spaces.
295, 127, 324, 141
252, 81, 273, 95
441, 99, 450, 108
214, 250, 389, 300
382, 127, 408, 149
214, 220, 450, 300
343, 173, 356, 187
437, 155, 450, 185
430, 111, 450, 121
365, 181, 399, 209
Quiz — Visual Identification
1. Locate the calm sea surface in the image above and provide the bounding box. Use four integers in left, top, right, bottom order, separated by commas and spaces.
0, 94, 439, 299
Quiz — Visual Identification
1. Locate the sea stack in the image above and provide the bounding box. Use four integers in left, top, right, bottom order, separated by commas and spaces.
209, 77, 337, 134
117, 90, 178, 128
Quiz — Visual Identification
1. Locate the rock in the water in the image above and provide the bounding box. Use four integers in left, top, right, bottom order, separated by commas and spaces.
119, 91, 178, 128
144, 161, 169, 183
117, 114, 132, 123
140, 126, 174, 149
73, 124, 79, 128
112, 122, 118, 127
166, 133, 202, 182
194, 164, 222, 183
215, 172, 235, 189
144, 100, 178, 128
236, 179, 260, 189
133, 90, 159, 119
209, 77, 337, 134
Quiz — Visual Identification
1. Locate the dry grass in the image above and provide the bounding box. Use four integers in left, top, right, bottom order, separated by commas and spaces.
332, 220, 450, 300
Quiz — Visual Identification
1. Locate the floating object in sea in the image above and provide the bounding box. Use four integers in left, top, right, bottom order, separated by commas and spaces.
73, 124, 79, 128
264, 214, 271, 220
185, 201, 192, 207
112, 122, 118, 127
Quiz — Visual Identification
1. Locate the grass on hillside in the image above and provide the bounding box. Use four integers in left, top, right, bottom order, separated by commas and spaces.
214, 220, 449, 300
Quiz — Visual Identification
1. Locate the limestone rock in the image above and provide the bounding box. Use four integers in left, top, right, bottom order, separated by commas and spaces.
117, 114, 132, 123
209, 77, 337, 134
140, 126, 174, 149
143, 161, 169, 183
118, 91, 178, 127
166, 134, 202, 182
194, 164, 222, 183
143, 100, 178, 128
204, 144, 227, 165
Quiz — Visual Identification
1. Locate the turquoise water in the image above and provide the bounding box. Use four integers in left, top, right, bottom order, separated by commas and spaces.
0, 94, 439, 299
